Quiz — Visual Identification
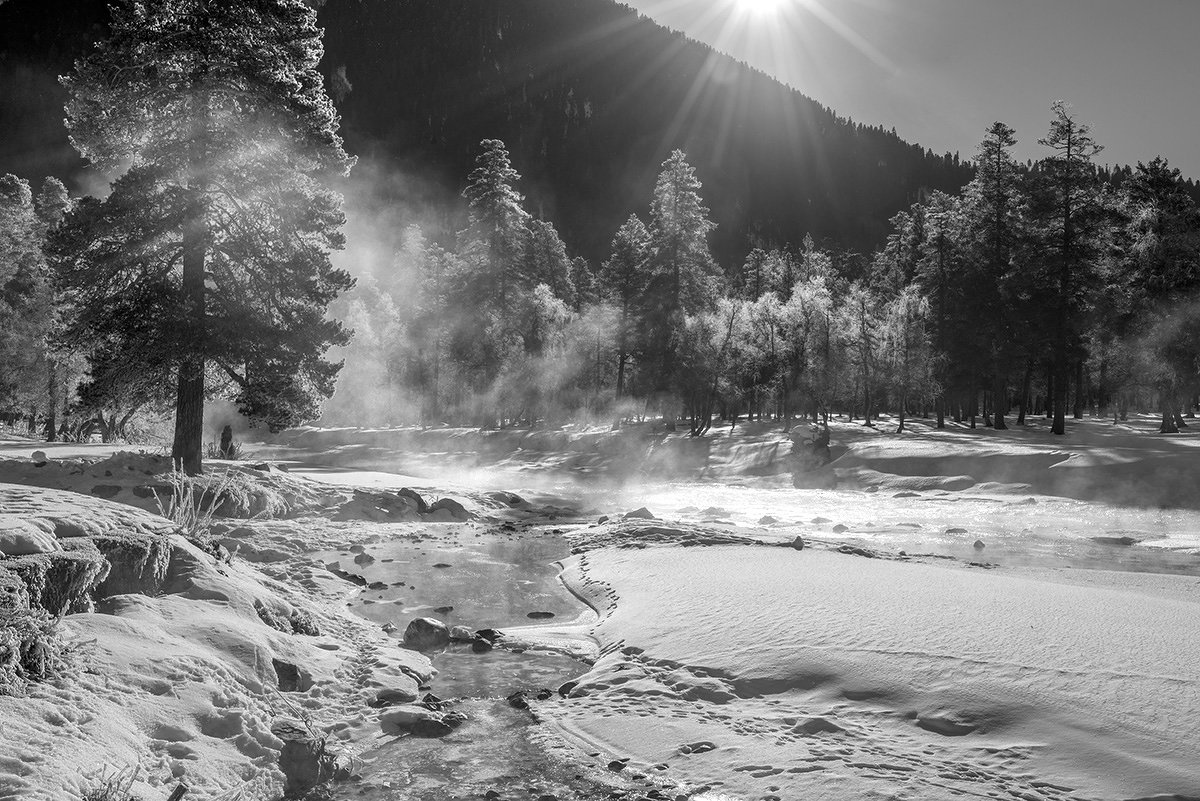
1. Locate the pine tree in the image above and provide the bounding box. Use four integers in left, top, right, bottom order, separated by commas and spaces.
963, 122, 1024, 429
597, 214, 651, 398
462, 138, 530, 311
646, 150, 718, 397
1031, 101, 1105, 436
58, 0, 355, 473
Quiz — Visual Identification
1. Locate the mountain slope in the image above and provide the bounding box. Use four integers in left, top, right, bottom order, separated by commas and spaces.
317, 0, 974, 263
0, 0, 975, 265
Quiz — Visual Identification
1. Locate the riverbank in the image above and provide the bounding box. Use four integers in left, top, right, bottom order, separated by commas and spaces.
543, 523, 1200, 801
3, 427, 1200, 800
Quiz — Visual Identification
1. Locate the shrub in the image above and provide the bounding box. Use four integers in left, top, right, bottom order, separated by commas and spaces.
0, 607, 76, 697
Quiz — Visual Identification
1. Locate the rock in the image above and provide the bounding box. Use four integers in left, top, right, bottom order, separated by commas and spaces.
973, 540, 986, 550
471, 637, 492, 653
379, 704, 456, 737
370, 686, 420, 707
831, 524, 849, 534
433, 605, 454, 613
475, 628, 502, 643
526, 611, 555, 619
429, 497, 471, 520
597, 515, 609, 524
449, 625, 474, 641
836, 544, 877, 558
352, 552, 375, 566
1092, 535, 1139, 546
811, 517, 831, 524
507, 691, 529, 710
432, 563, 452, 569
411, 717, 454, 738
381, 622, 397, 633
273, 719, 345, 799
790, 535, 805, 551
90, 485, 123, 499
0, 523, 60, 556
894, 491, 919, 498
349, 544, 365, 553
946, 527, 968, 534
397, 487, 429, 513
623, 507, 656, 520
403, 617, 450, 651
758, 516, 779, 525
367, 580, 388, 590
31, 450, 48, 463
607, 759, 629, 772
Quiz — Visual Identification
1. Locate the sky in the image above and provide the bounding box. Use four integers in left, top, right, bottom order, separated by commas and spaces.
623, 0, 1200, 178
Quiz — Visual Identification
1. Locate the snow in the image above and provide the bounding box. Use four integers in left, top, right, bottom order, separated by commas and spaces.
3, 414, 1200, 798
548, 543, 1200, 800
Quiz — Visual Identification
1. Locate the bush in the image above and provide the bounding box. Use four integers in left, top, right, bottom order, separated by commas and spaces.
0, 607, 76, 696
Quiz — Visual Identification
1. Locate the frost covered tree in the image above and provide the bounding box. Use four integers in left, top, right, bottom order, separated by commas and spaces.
881, 286, 935, 433
0, 174, 52, 425
57, 0, 355, 473
645, 150, 718, 396
597, 214, 651, 398
461, 138, 530, 314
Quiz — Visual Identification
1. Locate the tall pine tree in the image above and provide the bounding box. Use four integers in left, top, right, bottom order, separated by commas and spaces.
58, 0, 354, 473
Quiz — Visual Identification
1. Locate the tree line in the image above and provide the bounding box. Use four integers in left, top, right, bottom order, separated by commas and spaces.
327, 102, 1200, 436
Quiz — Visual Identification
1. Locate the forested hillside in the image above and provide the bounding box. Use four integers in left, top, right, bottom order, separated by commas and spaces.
316, 0, 980, 263
0, 0, 977, 264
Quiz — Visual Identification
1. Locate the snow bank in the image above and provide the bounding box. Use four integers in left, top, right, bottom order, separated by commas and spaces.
0, 481, 433, 800
549, 542, 1200, 801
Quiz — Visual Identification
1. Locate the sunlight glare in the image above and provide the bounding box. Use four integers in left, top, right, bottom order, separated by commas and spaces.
738, 0, 784, 15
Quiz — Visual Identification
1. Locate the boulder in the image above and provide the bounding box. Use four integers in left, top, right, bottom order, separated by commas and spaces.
397, 488, 429, 513
379, 703, 456, 737
403, 617, 450, 651
973, 540, 986, 550
429, 497, 471, 520
622, 507, 656, 520
790, 535, 805, 551
449, 625, 474, 642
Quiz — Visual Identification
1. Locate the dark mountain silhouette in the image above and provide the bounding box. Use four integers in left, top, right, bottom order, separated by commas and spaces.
0, 0, 977, 265
316, 0, 975, 264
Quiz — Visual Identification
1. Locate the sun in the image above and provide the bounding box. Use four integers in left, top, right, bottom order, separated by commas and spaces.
737, 0, 785, 14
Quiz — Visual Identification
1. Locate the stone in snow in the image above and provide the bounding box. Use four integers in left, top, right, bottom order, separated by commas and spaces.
623, 507, 656, 520
403, 617, 450, 651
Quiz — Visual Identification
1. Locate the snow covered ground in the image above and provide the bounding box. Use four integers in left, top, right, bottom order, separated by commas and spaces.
1, 415, 1198, 800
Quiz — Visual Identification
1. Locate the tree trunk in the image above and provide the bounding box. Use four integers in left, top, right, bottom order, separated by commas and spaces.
1017, 360, 1032, 425
44, 359, 58, 442
171, 205, 207, 475
1160, 394, 1179, 434
993, 371, 1008, 430
1073, 359, 1084, 420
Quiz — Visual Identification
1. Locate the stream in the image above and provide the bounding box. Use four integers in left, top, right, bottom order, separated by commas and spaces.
324, 523, 639, 801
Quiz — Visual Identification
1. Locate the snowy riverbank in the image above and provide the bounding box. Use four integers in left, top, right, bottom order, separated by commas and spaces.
2, 418, 1200, 800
